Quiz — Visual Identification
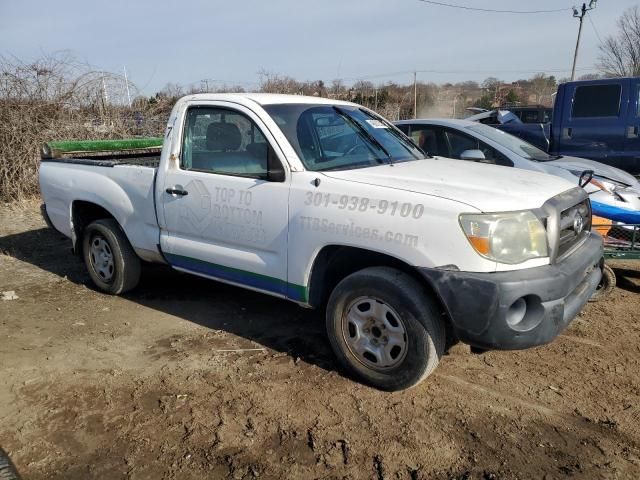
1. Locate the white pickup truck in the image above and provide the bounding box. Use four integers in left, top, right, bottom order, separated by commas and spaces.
40, 93, 603, 390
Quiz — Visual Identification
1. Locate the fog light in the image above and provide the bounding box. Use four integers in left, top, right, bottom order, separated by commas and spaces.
506, 295, 544, 332
506, 298, 527, 328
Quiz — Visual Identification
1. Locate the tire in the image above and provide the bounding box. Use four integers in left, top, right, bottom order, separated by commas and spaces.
326, 267, 445, 391
589, 263, 616, 302
82, 219, 141, 295
0, 448, 21, 480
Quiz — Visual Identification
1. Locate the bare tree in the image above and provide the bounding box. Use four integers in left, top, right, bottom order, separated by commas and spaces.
598, 6, 640, 77
329, 79, 345, 99
158, 82, 184, 100
0, 53, 157, 202
530, 73, 556, 105
481, 77, 501, 103
257, 70, 302, 94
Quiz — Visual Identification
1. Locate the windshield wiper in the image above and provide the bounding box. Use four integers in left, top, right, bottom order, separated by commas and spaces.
358, 108, 429, 159
332, 106, 393, 163
315, 163, 373, 172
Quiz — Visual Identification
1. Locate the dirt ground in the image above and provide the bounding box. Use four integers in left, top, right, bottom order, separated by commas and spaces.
1, 202, 639, 480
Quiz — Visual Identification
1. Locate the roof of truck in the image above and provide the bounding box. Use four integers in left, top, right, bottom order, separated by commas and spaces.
180, 93, 355, 107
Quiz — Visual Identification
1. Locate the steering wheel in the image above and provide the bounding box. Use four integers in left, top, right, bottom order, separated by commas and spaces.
344, 143, 369, 156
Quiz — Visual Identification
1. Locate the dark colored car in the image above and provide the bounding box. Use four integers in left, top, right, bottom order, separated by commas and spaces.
500, 105, 552, 124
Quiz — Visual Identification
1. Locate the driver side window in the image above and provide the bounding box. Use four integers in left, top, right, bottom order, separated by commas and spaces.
182, 107, 280, 178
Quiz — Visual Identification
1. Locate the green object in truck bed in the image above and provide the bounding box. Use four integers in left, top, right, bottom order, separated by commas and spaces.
41, 138, 164, 159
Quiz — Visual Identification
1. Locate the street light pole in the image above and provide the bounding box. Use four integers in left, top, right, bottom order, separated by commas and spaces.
413, 71, 418, 119
571, 0, 597, 81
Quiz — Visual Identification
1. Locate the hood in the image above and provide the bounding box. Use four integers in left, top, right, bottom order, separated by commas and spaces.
322, 157, 577, 213
547, 156, 640, 188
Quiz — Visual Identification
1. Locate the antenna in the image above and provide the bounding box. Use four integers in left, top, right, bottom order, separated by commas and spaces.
101, 72, 108, 103
123, 66, 132, 108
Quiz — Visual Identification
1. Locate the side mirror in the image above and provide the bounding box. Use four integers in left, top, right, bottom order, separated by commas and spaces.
267, 146, 286, 182
460, 149, 486, 162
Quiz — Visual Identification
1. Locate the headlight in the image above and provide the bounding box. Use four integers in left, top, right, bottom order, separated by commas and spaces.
569, 170, 628, 194
589, 177, 624, 194
459, 211, 548, 264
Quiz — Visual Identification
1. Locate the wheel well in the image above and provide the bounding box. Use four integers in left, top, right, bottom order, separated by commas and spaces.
307, 246, 446, 314
71, 201, 116, 254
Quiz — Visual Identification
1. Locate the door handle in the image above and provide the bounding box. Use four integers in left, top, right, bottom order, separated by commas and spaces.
562, 127, 572, 139
627, 125, 639, 139
166, 187, 189, 196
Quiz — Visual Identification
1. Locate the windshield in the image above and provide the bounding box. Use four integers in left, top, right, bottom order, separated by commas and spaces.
263, 104, 426, 171
467, 123, 555, 162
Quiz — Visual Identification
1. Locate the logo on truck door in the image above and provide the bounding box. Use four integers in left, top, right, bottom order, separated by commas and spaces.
178, 179, 266, 244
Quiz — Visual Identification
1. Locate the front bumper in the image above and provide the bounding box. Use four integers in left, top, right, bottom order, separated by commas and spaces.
420, 232, 603, 350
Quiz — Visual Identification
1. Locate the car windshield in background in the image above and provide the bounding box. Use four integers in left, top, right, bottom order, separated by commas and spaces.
263, 104, 425, 171
467, 123, 555, 162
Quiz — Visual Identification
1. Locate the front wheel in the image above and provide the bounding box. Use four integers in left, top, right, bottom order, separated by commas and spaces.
589, 263, 616, 302
82, 219, 141, 295
326, 267, 445, 391
0, 448, 21, 480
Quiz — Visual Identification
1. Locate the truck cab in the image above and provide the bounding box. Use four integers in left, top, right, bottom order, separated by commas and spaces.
552, 78, 640, 173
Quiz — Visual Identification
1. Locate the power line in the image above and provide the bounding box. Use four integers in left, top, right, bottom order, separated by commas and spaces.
414, 0, 572, 14
587, 10, 604, 44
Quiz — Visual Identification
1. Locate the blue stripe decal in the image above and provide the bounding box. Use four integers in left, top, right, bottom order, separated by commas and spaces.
165, 253, 307, 302
591, 200, 640, 224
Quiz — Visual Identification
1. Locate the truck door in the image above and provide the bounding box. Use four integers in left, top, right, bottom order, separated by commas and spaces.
624, 79, 640, 173
557, 80, 628, 168
160, 103, 291, 298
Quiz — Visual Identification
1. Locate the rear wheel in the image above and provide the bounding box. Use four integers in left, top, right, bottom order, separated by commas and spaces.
326, 267, 445, 391
82, 219, 141, 295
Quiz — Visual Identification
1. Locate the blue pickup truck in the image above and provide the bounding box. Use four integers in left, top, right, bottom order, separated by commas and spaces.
479, 78, 640, 174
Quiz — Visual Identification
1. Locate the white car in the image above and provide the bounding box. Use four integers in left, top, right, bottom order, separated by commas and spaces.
39, 94, 602, 390
395, 119, 640, 221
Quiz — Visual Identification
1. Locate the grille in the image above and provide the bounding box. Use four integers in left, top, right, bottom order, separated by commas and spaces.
557, 199, 591, 259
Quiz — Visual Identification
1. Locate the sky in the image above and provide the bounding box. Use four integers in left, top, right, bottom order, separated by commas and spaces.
0, 0, 637, 96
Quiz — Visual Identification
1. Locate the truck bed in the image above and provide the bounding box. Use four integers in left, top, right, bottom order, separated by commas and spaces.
40, 151, 162, 264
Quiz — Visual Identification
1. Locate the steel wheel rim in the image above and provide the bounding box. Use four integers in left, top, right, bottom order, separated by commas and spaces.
89, 235, 115, 283
342, 296, 408, 371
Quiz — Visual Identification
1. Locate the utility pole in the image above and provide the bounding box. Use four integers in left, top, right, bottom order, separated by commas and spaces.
413, 71, 417, 119
571, 0, 597, 81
